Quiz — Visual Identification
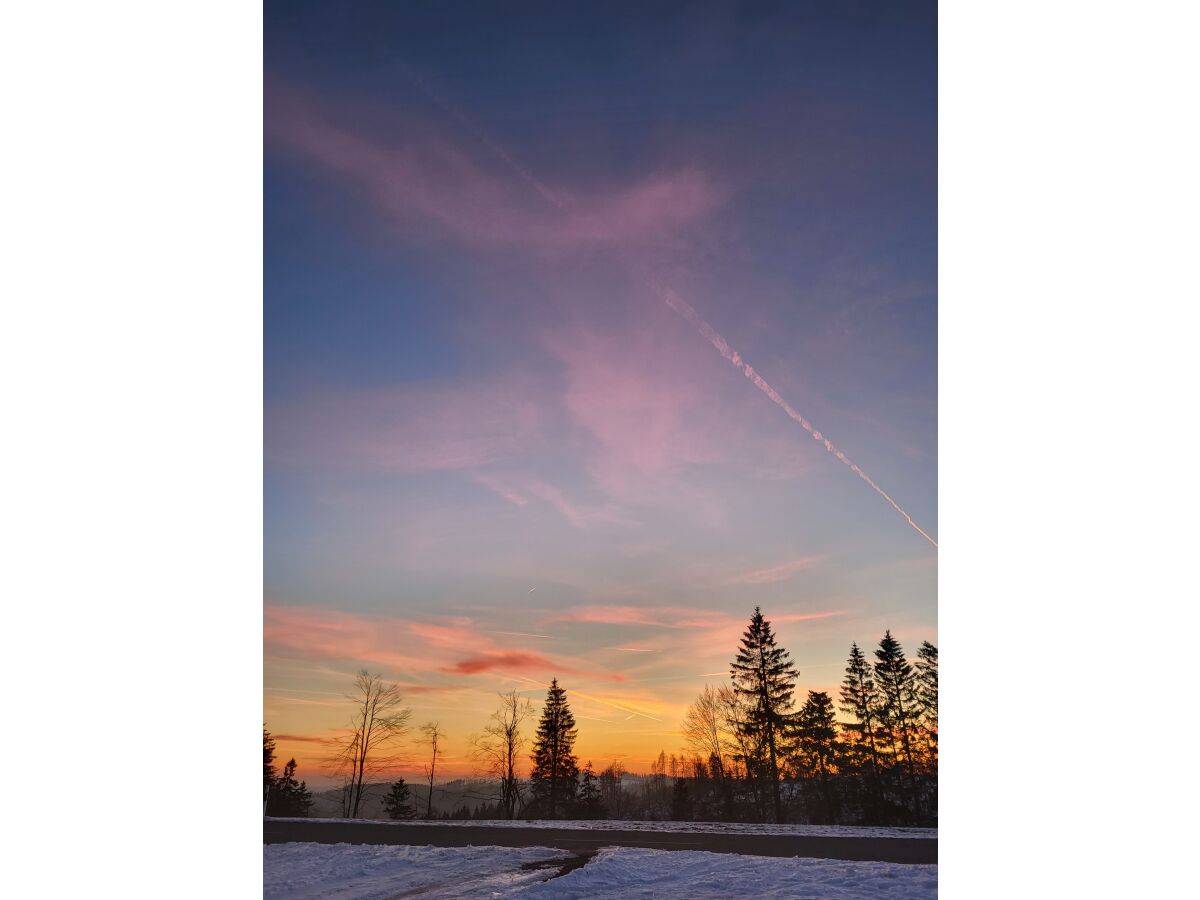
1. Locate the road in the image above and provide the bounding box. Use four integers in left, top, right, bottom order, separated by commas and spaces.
263, 820, 936, 864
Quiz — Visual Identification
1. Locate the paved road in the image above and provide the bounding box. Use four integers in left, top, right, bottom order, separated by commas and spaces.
263, 820, 936, 864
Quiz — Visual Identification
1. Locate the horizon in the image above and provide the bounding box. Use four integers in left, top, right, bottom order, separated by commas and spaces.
264, 2, 937, 786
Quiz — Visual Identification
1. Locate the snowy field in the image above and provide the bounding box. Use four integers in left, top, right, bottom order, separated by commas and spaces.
269, 816, 936, 840
264, 842, 938, 899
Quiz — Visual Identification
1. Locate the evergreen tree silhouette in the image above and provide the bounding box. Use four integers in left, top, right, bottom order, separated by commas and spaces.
794, 690, 841, 823
915, 641, 938, 770
874, 630, 920, 815
839, 641, 883, 817
263, 727, 277, 805
529, 678, 579, 819
268, 758, 313, 817
577, 761, 606, 819
730, 606, 798, 823
382, 778, 416, 820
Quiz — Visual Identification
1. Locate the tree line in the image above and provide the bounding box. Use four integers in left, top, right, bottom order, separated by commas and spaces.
263, 728, 313, 817
262, 607, 936, 826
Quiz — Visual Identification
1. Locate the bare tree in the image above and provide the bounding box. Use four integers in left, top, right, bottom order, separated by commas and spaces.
469, 690, 534, 819
420, 721, 445, 819
327, 669, 412, 819
681, 684, 730, 780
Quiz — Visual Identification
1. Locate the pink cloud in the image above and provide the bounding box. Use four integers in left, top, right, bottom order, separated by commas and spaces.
266, 378, 545, 474
264, 605, 625, 683
469, 472, 529, 506
266, 83, 722, 251
542, 326, 730, 500
729, 555, 822, 585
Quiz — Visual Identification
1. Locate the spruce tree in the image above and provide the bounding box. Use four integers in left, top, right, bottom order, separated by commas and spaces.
263, 727, 278, 805
795, 691, 840, 778
915, 641, 938, 770
383, 778, 416, 820
839, 642, 882, 783
794, 690, 841, 824
730, 606, 798, 823
874, 630, 920, 811
577, 761, 606, 819
268, 758, 313, 817
529, 678, 579, 819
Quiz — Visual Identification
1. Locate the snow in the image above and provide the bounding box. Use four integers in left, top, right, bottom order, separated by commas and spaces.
264, 843, 937, 899
523, 848, 938, 899
262, 843, 568, 899
268, 816, 936, 839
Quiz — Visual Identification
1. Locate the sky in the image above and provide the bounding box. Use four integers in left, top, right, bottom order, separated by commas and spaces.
264, 0, 936, 788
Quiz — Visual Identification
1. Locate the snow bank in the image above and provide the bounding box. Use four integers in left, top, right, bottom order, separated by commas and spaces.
264, 843, 937, 899
268, 816, 936, 839
523, 847, 938, 899
263, 842, 567, 900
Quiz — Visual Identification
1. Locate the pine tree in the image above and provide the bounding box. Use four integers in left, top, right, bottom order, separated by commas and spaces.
915, 641, 938, 771
263, 727, 277, 806
267, 758, 313, 817
874, 630, 920, 813
529, 678, 579, 819
795, 691, 840, 778
839, 642, 882, 779
730, 606, 798, 823
794, 691, 841, 824
577, 761, 606, 819
382, 778, 416, 820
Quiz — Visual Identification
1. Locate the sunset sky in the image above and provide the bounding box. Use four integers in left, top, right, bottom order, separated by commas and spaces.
264, 1, 936, 787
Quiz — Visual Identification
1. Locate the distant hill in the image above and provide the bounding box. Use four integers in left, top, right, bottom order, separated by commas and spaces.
309, 778, 508, 819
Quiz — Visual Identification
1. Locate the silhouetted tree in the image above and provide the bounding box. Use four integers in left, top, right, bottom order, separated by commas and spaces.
915, 641, 938, 770
839, 642, 883, 815
383, 778, 416, 820
529, 678, 578, 818
793, 691, 841, 823
263, 727, 278, 807
682, 685, 730, 783
327, 670, 413, 818
421, 721, 445, 819
470, 690, 534, 819
874, 631, 920, 816
577, 761, 606, 819
267, 758, 313, 817
730, 607, 798, 822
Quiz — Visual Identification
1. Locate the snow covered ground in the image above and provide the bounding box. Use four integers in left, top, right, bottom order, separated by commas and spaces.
269, 816, 936, 839
264, 843, 938, 899
263, 843, 569, 899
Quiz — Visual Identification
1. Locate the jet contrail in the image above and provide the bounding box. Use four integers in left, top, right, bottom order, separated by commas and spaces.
656, 284, 938, 549
400, 62, 570, 212
401, 65, 935, 550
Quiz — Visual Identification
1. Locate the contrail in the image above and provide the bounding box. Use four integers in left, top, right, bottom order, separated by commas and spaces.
400, 62, 570, 212
400, 65, 936, 550
656, 284, 938, 549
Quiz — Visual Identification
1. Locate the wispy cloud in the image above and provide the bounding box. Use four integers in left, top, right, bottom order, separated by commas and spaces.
267, 378, 546, 475
266, 82, 723, 252
264, 605, 624, 684
729, 555, 822, 585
